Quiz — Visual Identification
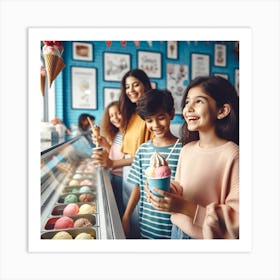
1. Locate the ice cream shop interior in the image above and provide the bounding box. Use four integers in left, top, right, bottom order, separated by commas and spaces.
40, 40, 239, 240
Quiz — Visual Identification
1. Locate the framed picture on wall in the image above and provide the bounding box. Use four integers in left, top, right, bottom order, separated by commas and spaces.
137, 51, 162, 78
71, 67, 97, 109
167, 63, 189, 114
214, 72, 229, 80
214, 43, 227, 67
191, 53, 210, 80
103, 88, 121, 108
72, 42, 93, 61
104, 52, 131, 81
167, 41, 178, 59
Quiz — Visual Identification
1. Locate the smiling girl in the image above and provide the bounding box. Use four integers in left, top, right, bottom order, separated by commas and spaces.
148, 76, 239, 239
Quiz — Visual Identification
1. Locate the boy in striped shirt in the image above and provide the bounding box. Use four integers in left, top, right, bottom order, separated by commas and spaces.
122, 89, 182, 239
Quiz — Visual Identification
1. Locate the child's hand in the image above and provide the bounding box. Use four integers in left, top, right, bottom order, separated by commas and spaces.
170, 180, 183, 196
92, 134, 104, 147
91, 149, 113, 168
149, 188, 186, 214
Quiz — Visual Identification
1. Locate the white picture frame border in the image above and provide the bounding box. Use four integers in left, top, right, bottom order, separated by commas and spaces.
72, 42, 93, 61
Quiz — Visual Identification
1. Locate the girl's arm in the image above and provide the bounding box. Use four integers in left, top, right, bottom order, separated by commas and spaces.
122, 186, 140, 238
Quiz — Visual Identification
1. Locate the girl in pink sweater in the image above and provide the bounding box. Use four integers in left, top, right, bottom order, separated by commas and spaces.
147, 76, 239, 239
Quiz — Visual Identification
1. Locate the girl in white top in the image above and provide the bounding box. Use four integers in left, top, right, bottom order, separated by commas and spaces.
92, 101, 126, 217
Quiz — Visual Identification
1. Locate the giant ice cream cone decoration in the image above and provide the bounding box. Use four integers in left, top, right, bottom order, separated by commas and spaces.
42, 41, 65, 88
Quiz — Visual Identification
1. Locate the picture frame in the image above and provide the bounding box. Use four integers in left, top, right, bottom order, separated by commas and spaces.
72, 42, 93, 61
71, 67, 97, 109
167, 63, 189, 114
214, 72, 229, 80
214, 43, 227, 67
191, 53, 210, 80
103, 87, 121, 108
137, 51, 162, 78
104, 52, 131, 81
167, 41, 178, 59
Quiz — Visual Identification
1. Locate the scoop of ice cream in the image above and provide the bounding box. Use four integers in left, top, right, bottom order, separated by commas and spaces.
145, 166, 156, 178
73, 174, 82, 180
75, 232, 94, 239
145, 152, 169, 178
155, 165, 171, 178
69, 179, 79, 186
79, 186, 92, 193
80, 179, 92, 186
63, 203, 80, 216
74, 218, 93, 228
54, 216, 74, 230
79, 204, 96, 214
150, 152, 168, 168
52, 231, 73, 239
79, 193, 94, 202
64, 194, 78, 203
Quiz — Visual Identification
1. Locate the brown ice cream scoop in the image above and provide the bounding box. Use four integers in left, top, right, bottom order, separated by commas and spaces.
79, 193, 94, 202
74, 218, 93, 228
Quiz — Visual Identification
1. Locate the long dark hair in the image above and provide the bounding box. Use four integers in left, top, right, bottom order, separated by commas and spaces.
180, 76, 239, 145
119, 69, 152, 129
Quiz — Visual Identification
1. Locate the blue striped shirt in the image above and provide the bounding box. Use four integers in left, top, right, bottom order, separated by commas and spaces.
127, 139, 182, 239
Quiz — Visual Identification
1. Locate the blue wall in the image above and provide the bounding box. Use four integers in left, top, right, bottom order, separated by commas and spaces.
55, 41, 239, 129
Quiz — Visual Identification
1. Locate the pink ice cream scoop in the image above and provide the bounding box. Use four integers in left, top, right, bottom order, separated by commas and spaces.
155, 165, 171, 178
54, 216, 74, 229
63, 203, 80, 216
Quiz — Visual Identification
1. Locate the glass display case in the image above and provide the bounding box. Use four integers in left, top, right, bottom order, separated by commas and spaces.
40, 134, 125, 239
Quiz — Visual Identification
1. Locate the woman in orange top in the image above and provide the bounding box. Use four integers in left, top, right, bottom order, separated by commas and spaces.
92, 69, 153, 238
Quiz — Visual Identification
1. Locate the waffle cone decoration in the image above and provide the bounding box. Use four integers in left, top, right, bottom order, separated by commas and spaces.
53, 56, 65, 82
42, 41, 65, 88
44, 54, 59, 88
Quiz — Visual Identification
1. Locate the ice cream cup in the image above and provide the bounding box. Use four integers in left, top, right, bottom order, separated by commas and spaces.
146, 175, 170, 198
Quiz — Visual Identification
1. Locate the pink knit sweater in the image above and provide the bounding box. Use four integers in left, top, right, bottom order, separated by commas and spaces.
171, 141, 239, 239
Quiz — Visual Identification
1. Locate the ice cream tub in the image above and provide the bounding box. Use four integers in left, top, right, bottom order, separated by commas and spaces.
51, 202, 97, 216
41, 227, 98, 239
57, 191, 96, 203
146, 175, 171, 198
62, 185, 97, 194
43, 214, 98, 231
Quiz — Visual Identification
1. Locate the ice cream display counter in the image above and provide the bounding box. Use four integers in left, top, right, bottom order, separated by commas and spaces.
40, 134, 125, 239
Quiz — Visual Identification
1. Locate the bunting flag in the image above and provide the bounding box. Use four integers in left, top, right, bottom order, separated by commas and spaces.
105, 41, 112, 48
134, 41, 140, 47
147, 41, 153, 47
121, 41, 126, 48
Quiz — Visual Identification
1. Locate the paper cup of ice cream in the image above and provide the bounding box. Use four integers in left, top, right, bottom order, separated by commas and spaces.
146, 175, 171, 198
